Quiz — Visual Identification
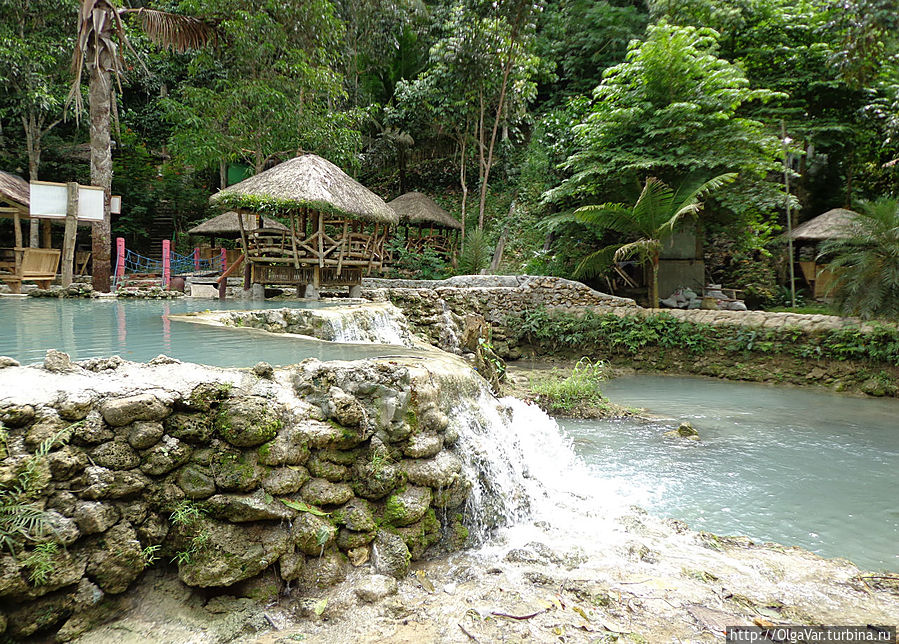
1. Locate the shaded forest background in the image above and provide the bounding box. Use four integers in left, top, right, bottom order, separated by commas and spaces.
1, 0, 897, 306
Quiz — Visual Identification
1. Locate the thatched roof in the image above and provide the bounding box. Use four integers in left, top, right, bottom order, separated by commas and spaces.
789, 208, 860, 241
0, 170, 29, 213
209, 154, 398, 225
188, 211, 288, 237
389, 192, 461, 230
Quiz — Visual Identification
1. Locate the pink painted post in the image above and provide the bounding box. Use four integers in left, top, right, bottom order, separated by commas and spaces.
115, 238, 126, 288
162, 239, 171, 289
220, 247, 227, 273
193, 247, 200, 271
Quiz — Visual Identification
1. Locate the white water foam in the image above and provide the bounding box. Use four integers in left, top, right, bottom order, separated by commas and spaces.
325, 307, 410, 346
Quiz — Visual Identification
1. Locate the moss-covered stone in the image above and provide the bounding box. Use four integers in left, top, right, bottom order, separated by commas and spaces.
383, 485, 431, 527
261, 466, 309, 495
140, 435, 191, 476
210, 448, 261, 492
448, 513, 469, 551
396, 509, 441, 559
176, 464, 217, 499
351, 454, 401, 501
300, 478, 353, 506
307, 455, 348, 482
90, 440, 140, 470
333, 497, 376, 532
215, 397, 282, 448
292, 512, 337, 555
184, 382, 232, 412
336, 527, 377, 550
164, 413, 213, 443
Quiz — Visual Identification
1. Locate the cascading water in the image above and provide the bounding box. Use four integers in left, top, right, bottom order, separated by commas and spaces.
447, 386, 640, 547
439, 301, 461, 353
324, 306, 412, 346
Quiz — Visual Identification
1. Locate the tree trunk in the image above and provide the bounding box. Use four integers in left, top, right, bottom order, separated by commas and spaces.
459, 135, 468, 252
24, 111, 40, 248
89, 66, 113, 293
650, 252, 660, 309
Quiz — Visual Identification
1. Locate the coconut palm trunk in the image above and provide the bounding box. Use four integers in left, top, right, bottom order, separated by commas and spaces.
89, 65, 113, 292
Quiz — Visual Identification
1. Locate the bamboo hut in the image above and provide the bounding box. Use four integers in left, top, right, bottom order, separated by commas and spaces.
188, 211, 287, 266
209, 155, 397, 296
388, 192, 461, 258
788, 208, 860, 298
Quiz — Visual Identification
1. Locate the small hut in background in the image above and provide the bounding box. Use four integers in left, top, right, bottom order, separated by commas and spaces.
788, 207, 859, 298
388, 192, 461, 258
209, 154, 397, 297
187, 211, 287, 267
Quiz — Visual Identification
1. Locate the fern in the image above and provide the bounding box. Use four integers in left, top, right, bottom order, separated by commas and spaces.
459, 228, 493, 275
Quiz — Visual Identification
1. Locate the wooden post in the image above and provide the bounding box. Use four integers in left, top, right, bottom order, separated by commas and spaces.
220, 247, 227, 273
61, 182, 79, 287
162, 239, 171, 288
115, 237, 126, 287
41, 220, 52, 249
12, 211, 22, 276
193, 247, 200, 271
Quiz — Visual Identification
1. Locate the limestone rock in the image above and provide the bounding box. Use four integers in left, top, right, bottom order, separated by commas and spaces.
299, 418, 363, 450
24, 409, 69, 451
372, 530, 410, 579
5, 590, 74, 638
0, 356, 20, 368
307, 455, 348, 482
56, 390, 95, 421
210, 449, 261, 492
74, 501, 120, 534
402, 430, 443, 458
351, 456, 401, 500
278, 548, 305, 581
177, 519, 290, 588
183, 382, 232, 412
431, 477, 471, 509
176, 464, 217, 499
216, 396, 282, 447
44, 510, 80, 546
334, 497, 376, 532
252, 362, 274, 379
292, 511, 337, 555
44, 349, 75, 372
100, 394, 170, 427
0, 404, 34, 428
664, 422, 700, 441
328, 387, 366, 427
126, 421, 164, 449
400, 451, 462, 489
336, 528, 376, 550
355, 574, 398, 603
80, 466, 149, 500
261, 466, 309, 495
47, 445, 89, 481
396, 510, 441, 559
294, 549, 346, 592
384, 485, 431, 527
257, 426, 310, 466
90, 440, 140, 470
300, 478, 353, 506
85, 522, 144, 594
206, 490, 294, 522
72, 410, 113, 444
140, 435, 191, 476
164, 413, 213, 443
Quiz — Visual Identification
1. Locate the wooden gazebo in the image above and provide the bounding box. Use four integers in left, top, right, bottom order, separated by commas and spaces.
388, 192, 461, 258
209, 155, 397, 297
188, 211, 288, 241
788, 208, 860, 298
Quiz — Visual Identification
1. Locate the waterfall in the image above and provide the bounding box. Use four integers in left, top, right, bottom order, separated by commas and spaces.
446, 386, 639, 547
439, 301, 461, 353
324, 306, 412, 346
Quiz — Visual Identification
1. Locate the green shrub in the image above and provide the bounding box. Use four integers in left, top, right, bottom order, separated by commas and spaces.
531, 358, 611, 415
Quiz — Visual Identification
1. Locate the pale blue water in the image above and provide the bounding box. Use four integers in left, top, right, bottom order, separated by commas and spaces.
0, 298, 423, 367
561, 375, 899, 571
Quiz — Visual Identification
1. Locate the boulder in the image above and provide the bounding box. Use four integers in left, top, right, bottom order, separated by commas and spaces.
402, 430, 443, 458
215, 396, 283, 447
90, 440, 140, 470
206, 490, 294, 522
176, 464, 217, 499
56, 391, 95, 421
355, 574, 398, 603
85, 522, 144, 594
80, 466, 149, 500
336, 528, 377, 550
140, 435, 191, 476
44, 349, 75, 372
210, 449, 261, 492
351, 455, 401, 500
384, 485, 431, 527
74, 501, 120, 534
664, 422, 700, 441
164, 413, 213, 443
261, 466, 309, 495
294, 549, 346, 592
328, 387, 366, 427
47, 446, 89, 481
400, 451, 462, 489
333, 497, 376, 532
292, 512, 338, 555
99, 394, 170, 427
126, 421, 164, 449
0, 404, 35, 428
177, 519, 290, 588
300, 478, 354, 506
72, 411, 113, 444
307, 455, 348, 482
372, 530, 410, 579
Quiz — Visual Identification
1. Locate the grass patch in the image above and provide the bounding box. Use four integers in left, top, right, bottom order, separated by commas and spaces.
530, 358, 629, 418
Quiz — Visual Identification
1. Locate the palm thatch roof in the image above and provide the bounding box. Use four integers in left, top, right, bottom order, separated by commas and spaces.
0, 170, 30, 215
209, 154, 398, 225
389, 192, 461, 230
188, 211, 288, 237
788, 208, 860, 241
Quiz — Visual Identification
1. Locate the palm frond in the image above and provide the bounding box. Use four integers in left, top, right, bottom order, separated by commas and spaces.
613, 238, 661, 263
122, 8, 215, 53
572, 244, 620, 278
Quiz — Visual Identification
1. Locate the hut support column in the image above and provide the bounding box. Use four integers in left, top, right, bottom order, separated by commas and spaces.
304, 265, 320, 300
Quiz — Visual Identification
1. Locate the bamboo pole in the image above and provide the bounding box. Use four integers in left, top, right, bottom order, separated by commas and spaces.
61, 182, 79, 287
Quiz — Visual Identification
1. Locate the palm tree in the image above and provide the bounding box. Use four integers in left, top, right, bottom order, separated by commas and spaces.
68, 1, 212, 292
551, 174, 736, 308
820, 198, 899, 321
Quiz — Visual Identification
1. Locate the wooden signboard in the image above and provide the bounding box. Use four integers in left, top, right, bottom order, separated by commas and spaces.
30, 180, 105, 222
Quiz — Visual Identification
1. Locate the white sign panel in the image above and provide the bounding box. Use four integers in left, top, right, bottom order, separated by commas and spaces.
29, 181, 107, 222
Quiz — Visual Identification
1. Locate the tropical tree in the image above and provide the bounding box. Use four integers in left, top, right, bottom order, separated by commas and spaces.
68, 1, 212, 292
820, 198, 899, 321
551, 174, 736, 307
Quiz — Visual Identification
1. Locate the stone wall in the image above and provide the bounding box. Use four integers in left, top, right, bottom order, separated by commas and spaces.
0, 353, 472, 641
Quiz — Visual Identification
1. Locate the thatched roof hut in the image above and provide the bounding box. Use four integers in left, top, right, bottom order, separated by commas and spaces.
0, 170, 30, 216
188, 211, 287, 238
388, 192, 461, 230
209, 154, 397, 225
789, 208, 860, 241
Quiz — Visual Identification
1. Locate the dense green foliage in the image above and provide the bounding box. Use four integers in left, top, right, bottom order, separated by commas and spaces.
0, 0, 895, 303
820, 198, 899, 321
512, 308, 899, 366
530, 357, 612, 416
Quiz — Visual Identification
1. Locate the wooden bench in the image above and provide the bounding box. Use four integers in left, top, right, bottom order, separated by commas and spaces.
0, 248, 61, 293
